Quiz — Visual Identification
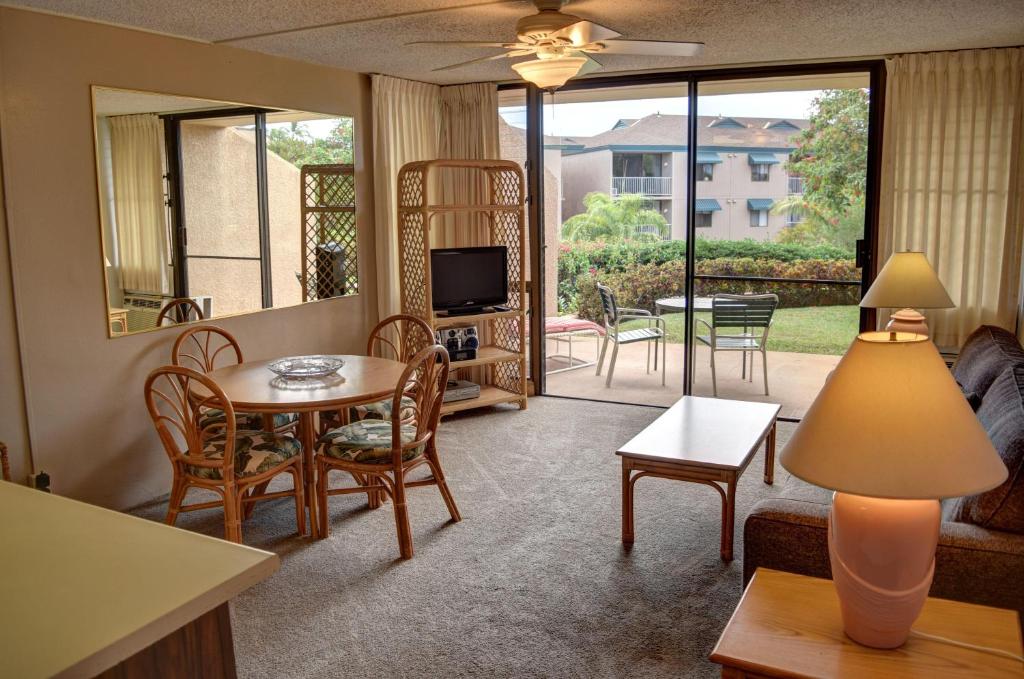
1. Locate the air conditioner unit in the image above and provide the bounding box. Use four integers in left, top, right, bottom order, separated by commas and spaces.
122, 292, 213, 332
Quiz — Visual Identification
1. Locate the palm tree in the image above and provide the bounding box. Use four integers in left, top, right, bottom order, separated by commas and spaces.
561, 192, 669, 243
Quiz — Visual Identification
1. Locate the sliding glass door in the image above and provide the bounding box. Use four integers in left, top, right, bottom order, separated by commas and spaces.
519, 63, 881, 419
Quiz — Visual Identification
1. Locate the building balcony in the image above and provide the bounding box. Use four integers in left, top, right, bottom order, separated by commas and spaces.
611, 176, 672, 197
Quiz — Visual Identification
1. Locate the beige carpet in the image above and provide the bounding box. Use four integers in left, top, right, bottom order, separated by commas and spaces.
133, 397, 800, 678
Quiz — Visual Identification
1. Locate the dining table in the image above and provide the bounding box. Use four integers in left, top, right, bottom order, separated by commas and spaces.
204, 354, 408, 539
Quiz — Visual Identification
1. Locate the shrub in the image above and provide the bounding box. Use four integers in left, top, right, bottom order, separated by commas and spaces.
576, 257, 860, 322
557, 239, 855, 312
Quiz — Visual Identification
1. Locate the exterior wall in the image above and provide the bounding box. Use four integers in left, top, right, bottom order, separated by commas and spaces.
498, 119, 562, 315
181, 126, 304, 317
561, 149, 612, 220
0, 8, 376, 509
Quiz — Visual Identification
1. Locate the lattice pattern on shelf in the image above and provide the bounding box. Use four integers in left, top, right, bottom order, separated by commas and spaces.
300, 165, 358, 302
397, 159, 527, 411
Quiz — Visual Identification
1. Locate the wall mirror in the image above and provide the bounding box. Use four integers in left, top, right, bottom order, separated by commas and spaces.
92, 86, 358, 337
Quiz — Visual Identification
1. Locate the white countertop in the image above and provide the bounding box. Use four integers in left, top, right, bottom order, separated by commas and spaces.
0, 482, 279, 678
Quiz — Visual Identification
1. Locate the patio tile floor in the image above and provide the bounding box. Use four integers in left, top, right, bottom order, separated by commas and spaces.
544, 340, 839, 420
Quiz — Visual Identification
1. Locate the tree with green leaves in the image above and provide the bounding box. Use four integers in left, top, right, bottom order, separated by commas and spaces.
266, 119, 354, 168
773, 89, 868, 252
561, 192, 669, 243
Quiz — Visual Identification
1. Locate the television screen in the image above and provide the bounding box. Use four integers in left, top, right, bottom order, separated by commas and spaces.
430, 246, 508, 313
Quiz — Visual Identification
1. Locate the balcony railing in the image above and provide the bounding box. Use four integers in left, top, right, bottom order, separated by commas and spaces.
788, 176, 804, 195
612, 176, 672, 196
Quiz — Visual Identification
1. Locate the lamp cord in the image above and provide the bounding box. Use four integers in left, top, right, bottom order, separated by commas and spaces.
909, 629, 1024, 663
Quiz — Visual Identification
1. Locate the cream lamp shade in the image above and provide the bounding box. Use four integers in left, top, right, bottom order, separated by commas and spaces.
511, 56, 588, 90
780, 332, 1006, 500
859, 251, 955, 309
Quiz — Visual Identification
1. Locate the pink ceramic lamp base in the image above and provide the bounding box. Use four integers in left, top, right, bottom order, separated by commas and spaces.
828, 492, 941, 648
885, 308, 929, 337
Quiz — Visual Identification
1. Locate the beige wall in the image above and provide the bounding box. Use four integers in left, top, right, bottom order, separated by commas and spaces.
561, 150, 612, 220
181, 125, 307, 316
0, 8, 377, 509
693, 152, 791, 241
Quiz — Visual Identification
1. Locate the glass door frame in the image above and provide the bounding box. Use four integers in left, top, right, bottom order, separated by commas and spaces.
162, 106, 275, 308
503, 59, 886, 407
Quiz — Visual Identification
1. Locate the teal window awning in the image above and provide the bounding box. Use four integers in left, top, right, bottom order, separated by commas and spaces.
747, 198, 775, 210
695, 198, 722, 212
696, 151, 722, 164
747, 153, 781, 165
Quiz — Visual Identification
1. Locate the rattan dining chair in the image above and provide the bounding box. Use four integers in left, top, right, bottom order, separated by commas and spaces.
172, 325, 298, 434
157, 297, 205, 327
595, 283, 667, 388
144, 365, 305, 543
315, 344, 460, 558
1, 441, 9, 481
695, 293, 779, 397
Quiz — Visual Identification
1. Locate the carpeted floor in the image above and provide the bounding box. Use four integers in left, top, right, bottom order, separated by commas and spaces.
133, 396, 800, 678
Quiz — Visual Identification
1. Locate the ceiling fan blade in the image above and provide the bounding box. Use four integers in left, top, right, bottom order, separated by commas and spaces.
594, 40, 704, 57
551, 20, 621, 46
576, 53, 604, 77
408, 40, 526, 48
431, 52, 517, 72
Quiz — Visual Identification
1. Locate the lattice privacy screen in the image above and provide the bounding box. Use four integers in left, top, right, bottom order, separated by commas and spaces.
301, 164, 358, 302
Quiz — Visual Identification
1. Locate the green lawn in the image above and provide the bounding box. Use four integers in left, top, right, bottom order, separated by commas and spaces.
621, 305, 859, 356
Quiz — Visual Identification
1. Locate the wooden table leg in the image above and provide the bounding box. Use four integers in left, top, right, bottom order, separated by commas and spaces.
764, 421, 777, 485
721, 475, 737, 562
622, 461, 635, 545
298, 411, 319, 539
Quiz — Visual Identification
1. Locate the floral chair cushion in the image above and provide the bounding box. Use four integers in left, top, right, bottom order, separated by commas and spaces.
349, 395, 417, 423
199, 409, 298, 432
187, 431, 301, 480
319, 420, 423, 464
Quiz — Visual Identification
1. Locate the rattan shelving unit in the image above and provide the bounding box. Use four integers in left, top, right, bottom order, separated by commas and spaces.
397, 159, 527, 415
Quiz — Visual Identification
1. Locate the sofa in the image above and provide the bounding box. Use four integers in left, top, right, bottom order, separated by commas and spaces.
743, 325, 1024, 615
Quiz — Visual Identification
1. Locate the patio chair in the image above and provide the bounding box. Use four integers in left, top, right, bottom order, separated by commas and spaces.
695, 293, 779, 397
595, 283, 667, 388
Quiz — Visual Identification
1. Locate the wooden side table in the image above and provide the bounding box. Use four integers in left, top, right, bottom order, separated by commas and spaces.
711, 568, 1023, 678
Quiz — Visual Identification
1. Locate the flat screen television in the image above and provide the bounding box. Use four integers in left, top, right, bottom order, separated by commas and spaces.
430, 246, 508, 315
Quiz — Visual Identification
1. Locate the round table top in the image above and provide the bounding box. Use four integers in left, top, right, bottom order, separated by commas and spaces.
203, 355, 407, 413
656, 296, 714, 311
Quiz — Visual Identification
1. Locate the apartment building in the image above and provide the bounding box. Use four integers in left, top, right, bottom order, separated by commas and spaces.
557, 114, 807, 241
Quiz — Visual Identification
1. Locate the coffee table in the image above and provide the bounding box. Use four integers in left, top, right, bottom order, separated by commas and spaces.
617, 396, 780, 561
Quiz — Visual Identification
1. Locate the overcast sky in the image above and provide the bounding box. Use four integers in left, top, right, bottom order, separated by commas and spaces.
501, 90, 823, 137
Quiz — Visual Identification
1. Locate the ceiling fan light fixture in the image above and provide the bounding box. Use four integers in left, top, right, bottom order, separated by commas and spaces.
511, 55, 588, 90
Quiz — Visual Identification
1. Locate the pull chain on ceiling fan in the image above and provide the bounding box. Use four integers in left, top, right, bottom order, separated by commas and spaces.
410, 0, 704, 90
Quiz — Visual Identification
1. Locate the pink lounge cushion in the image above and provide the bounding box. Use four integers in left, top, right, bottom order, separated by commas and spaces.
544, 317, 605, 336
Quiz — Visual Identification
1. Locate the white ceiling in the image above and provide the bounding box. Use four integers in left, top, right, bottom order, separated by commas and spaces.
10, 0, 1024, 85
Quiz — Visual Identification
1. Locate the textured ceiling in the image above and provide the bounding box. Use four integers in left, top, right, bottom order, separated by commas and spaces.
10, 0, 1024, 85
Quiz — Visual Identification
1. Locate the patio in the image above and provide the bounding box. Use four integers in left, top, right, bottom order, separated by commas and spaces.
544, 339, 840, 420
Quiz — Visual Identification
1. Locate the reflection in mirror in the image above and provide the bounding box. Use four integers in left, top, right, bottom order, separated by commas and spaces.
93, 87, 357, 337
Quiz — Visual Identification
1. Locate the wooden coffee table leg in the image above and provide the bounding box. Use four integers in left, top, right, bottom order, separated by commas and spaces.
764, 421, 777, 485
721, 475, 737, 562
298, 411, 319, 539
622, 461, 635, 545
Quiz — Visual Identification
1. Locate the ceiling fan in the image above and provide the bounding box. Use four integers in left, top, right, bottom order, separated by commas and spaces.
410, 0, 704, 90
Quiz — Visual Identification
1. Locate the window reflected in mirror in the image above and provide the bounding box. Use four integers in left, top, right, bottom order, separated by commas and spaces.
92, 87, 357, 337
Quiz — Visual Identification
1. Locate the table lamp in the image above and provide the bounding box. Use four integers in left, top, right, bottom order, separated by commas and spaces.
780, 332, 1007, 649
859, 252, 955, 336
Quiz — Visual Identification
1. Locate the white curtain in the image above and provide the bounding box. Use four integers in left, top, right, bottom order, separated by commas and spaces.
371, 76, 500, 319
371, 75, 441, 320
108, 114, 170, 294
879, 48, 1024, 347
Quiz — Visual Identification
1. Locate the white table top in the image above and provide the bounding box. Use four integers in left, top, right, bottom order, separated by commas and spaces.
0, 482, 278, 678
617, 396, 781, 470
655, 296, 714, 311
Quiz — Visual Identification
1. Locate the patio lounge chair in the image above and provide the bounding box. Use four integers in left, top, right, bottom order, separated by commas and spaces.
595, 283, 666, 388
696, 293, 778, 397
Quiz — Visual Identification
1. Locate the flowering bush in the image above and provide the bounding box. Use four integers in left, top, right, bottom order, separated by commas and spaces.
557, 239, 854, 312
575, 257, 860, 322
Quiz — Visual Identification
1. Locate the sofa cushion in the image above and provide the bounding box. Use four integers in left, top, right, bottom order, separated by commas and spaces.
952, 325, 1024, 398
946, 366, 1023, 534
